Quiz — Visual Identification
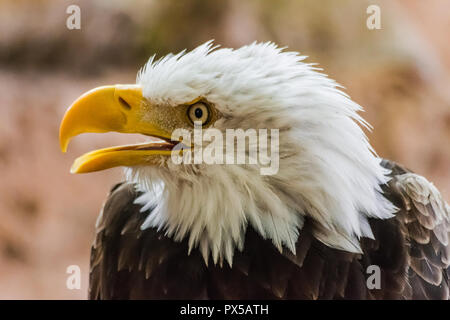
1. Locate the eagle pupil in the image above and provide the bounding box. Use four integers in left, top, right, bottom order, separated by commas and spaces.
195, 108, 203, 119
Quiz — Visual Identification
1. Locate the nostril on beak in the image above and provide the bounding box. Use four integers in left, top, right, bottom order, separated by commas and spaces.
118, 97, 132, 110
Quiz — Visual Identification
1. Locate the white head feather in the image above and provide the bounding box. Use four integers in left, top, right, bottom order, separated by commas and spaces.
127, 41, 396, 266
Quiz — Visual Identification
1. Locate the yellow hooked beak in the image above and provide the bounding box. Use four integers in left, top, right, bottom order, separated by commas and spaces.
59, 85, 176, 173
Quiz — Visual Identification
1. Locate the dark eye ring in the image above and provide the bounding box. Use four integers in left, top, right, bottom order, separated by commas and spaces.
188, 102, 210, 125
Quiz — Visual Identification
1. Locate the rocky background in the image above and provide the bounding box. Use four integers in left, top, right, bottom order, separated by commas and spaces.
0, 0, 448, 299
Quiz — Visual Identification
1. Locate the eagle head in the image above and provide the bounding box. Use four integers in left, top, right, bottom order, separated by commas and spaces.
60, 41, 396, 266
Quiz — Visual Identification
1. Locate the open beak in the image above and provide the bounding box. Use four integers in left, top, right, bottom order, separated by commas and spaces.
59, 85, 176, 173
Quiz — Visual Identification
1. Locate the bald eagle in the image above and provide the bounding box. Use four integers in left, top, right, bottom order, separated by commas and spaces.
60, 42, 449, 299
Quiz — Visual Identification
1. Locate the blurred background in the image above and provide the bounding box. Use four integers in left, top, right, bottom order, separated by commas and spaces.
0, 0, 448, 299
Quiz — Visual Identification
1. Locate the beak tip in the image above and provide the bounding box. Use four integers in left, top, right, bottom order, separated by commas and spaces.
60, 143, 68, 153
70, 156, 87, 174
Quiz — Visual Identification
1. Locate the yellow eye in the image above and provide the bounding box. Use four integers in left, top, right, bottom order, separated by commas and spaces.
188, 102, 210, 125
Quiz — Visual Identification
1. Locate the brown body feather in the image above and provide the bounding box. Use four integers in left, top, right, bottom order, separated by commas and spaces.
89, 160, 449, 299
